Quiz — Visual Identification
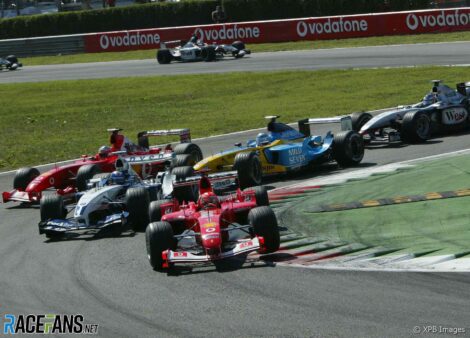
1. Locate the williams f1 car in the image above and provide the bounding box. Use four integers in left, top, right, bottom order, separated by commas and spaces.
193, 116, 364, 188
145, 172, 279, 271
156, 35, 250, 64
3, 128, 202, 204
352, 80, 470, 144
0, 55, 22, 71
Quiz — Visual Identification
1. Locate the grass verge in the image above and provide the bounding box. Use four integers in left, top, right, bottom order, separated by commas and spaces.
0, 66, 469, 170
22, 31, 470, 66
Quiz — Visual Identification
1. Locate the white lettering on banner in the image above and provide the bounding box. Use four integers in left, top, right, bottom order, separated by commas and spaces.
194, 25, 260, 42
296, 18, 368, 37
99, 32, 161, 50
406, 10, 470, 31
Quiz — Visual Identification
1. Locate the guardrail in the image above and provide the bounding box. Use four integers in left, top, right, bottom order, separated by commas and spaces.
1, 7, 469, 57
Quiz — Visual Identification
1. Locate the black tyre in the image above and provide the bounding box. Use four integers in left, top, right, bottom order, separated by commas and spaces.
149, 199, 171, 222
126, 187, 150, 231
76, 164, 101, 191
333, 131, 364, 167
350, 112, 373, 132
6, 55, 18, 64
233, 152, 262, 189
244, 186, 269, 206
232, 41, 245, 51
248, 206, 280, 253
157, 49, 172, 64
40, 194, 66, 221
146, 221, 175, 270
174, 154, 194, 167
201, 46, 216, 61
13, 167, 40, 190
171, 166, 198, 203
401, 110, 431, 143
174, 143, 203, 164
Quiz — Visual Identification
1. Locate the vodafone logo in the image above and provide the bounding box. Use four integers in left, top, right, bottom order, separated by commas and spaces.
99, 32, 161, 50
194, 24, 260, 42
406, 10, 470, 31
297, 18, 368, 37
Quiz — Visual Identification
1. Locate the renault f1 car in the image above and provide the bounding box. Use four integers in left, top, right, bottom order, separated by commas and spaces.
3, 128, 202, 204
194, 116, 364, 188
353, 80, 470, 144
0, 55, 22, 71
145, 172, 279, 271
156, 35, 250, 64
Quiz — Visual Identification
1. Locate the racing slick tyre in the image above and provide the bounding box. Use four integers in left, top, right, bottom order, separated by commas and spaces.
126, 187, 150, 232
171, 166, 198, 203
351, 112, 373, 132
401, 110, 431, 143
40, 194, 67, 239
244, 186, 269, 206
174, 143, 203, 164
146, 221, 175, 271
76, 164, 101, 191
149, 199, 171, 222
248, 206, 280, 253
234, 152, 262, 189
333, 130, 364, 167
232, 41, 245, 51
6, 55, 18, 64
13, 167, 40, 190
157, 49, 172, 64
201, 46, 216, 62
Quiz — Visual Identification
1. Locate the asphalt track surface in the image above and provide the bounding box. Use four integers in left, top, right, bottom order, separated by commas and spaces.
1, 41, 470, 84
1, 44, 470, 337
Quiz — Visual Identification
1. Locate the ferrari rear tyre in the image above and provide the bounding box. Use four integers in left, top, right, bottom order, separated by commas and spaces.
157, 49, 172, 64
244, 186, 269, 206
174, 143, 203, 164
126, 187, 150, 231
234, 152, 262, 189
171, 166, 198, 203
149, 199, 171, 222
76, 164, 101, 191
249, 206, 280, 253
13, 167, 40, 190
333, 131, 364, 167
401, 110, 431, 143
351, 112, 373, 132
146, 221, 175, 270
40, 194, 66, 221
201, 46, 216, 62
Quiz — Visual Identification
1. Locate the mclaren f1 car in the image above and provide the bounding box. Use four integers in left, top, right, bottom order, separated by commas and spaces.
0, 55, 22, 71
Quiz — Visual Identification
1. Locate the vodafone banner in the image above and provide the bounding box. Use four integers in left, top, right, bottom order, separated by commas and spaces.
84, 8, 470, 53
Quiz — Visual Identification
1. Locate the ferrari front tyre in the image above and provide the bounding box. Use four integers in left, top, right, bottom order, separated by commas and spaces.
201, 46, 216, 62
234, 152, 262, 189
146, 221, 175, 270
174, 143, 203, 164
126, 187, 150, 231
13, 167, 40, 190
401, 110, 431, 143
248, 206, 280, 253
333, 130, 364, 167
76, 164, 101, 191
350, 112, 373, 132
40, 194, 66, 221
244, 186, 269, 206
157, 49, 172, 64
149, 199, 171, 223
171, 166, 198, 203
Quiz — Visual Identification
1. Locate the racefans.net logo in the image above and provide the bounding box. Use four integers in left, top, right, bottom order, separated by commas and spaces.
2, 314, 98, 335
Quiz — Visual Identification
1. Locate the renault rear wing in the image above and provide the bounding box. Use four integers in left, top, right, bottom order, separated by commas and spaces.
297, 116, 352, 137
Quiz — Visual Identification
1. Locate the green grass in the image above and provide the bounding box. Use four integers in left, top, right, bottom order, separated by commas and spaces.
0, 66, 469, 170
285, 155, 470, 256
22, 31, 470, 66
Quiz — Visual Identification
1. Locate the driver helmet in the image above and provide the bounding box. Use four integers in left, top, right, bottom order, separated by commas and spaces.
110, 171, 125, 185
190, 34, 198, 44
422, 93, 437, 106
256, 133, 271, 146
115, 158, 130, 172
198, 192, 219, 209
98, 145, 111, 158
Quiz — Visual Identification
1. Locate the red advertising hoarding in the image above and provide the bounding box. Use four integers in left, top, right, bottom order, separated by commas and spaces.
84, 8, 470, 53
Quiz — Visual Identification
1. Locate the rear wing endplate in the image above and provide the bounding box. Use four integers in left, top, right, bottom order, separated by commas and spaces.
297, 116, 352, 136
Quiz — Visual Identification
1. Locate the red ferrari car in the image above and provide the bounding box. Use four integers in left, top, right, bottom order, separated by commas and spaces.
2, 129, 202, 204
145, 174, 280, 271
